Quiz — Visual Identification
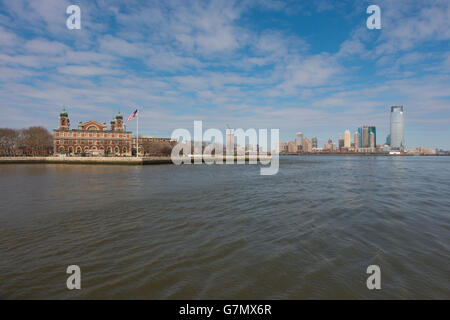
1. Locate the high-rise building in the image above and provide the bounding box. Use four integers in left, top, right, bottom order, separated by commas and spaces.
354, 131, 360, 150
226, 130, 234, 153
362, 126, 369, 147
359, 125, 376, 148
303, 138, 312, 152
296, 132, 303, 149
390, 106, 405, 150
344, 130, 351, 148
324, 139, 333, 151
368, 126, 376, 147
338, 137, 344, 149
287, 141, 298, 153
312, 137, 318, 149
385, 134, 391, 146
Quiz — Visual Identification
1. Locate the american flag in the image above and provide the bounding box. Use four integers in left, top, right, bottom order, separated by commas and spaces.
127, 109, 138, 122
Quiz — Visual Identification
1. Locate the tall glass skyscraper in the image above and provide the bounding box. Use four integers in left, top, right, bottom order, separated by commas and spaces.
358, 125, 376, 148
390, 106, 405, 150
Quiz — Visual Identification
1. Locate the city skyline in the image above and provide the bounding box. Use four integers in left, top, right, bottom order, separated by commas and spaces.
0, 0, 449, 149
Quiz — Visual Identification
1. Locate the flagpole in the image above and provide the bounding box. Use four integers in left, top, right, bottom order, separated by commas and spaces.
136, 110, 139, 158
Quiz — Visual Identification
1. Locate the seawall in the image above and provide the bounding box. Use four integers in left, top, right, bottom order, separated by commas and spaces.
0, 155, 272, 165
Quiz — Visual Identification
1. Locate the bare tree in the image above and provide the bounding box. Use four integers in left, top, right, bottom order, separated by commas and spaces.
0, 128, 20, 156
142, 141, 175, 156
20, 126, 53, 156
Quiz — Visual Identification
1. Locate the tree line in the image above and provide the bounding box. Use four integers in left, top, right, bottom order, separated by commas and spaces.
0, 127, 53, 156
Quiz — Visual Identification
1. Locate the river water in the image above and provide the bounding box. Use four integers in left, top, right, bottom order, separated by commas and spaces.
0, 156, 449, 299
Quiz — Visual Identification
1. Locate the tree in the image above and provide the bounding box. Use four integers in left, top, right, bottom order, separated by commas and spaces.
0, 128, 20, 156
142, 140, 175, 156
20, 126, 53, 156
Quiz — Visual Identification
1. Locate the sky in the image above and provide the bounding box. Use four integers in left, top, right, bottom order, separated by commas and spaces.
0, 0, 449, 149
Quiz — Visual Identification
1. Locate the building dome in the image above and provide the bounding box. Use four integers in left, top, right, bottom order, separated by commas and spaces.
116, 111, 123, 120
60, 108, 68, 117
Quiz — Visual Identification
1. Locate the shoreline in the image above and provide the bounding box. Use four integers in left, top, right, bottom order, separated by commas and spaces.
279, 153, 449, 156
0, 155, 272, 165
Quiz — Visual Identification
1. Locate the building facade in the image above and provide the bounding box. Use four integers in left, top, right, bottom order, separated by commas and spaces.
312, 137, 318, 149
287, 141, 298, 153
390, 106, 405, 150
344, 130, 351, 148
358, 125, 376, 148
303, 138, 312, 152
354, 131, 360, 150
53, 109, 133, 156
296, 132, 303, 151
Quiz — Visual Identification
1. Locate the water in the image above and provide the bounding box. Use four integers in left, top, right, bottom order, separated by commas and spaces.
0, 156, 449, 299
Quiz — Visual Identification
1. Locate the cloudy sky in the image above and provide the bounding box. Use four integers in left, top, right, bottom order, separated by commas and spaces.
0, 0, 449, 148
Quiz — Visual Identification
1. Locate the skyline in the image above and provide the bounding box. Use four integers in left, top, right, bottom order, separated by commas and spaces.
0, 0, 449, 149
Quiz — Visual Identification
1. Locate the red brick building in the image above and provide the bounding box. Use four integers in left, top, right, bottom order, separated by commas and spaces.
53, 109, 133, 156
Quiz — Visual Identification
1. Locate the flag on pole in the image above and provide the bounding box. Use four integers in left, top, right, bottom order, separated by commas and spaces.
127, 109, 138, 122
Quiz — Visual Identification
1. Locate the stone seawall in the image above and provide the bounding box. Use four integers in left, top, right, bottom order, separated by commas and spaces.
0, 155, 272, 165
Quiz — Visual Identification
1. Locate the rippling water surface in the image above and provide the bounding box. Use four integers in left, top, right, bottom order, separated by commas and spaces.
0, 156, 449, 299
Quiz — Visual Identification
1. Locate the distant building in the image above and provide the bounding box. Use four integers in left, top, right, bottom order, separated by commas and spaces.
53, 109, 132, 156
344, 130, 351, 148
370, 131, 375, 149
277, 142, 288, 153
390, 106, 405, 150
287, 141, 298, 153
226, 130, 234, 152
296, 132, 303, 150
354, 131, 360, 150
324, 139, 333, 151
359, 125, 376, 148
303, 138, 312, 152
406, 147, 435, 155
312, 137, 318, 149
385, 134, 391, 146
338, 137, 344, 149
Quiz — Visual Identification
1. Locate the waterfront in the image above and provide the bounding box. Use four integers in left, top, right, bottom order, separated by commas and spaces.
0, 156, 449, 299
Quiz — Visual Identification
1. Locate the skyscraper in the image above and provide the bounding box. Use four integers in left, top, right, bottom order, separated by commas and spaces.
344, 130, 351, 148
354, 131, 360, 150
296, 132, 303, 149
362, 126, 370, 147
312, 137, 318, 149
390, 106, 405, 150
359, 125, 376, 148
338, 137, 344, 149
368, 126, 376, 147
303, 138, 312, 152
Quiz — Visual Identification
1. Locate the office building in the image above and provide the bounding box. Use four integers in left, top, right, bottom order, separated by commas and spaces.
390, 106, 405, 150
296, 132, 303, 150
303, 138, 312, 152
312, 137, 318, 149
344, 130, 351, 148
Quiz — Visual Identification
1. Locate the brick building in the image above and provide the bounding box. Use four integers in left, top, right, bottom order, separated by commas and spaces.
53, 109, 133, 156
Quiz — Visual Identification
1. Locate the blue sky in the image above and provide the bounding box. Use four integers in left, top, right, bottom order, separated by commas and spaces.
0, 0, 449, 149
